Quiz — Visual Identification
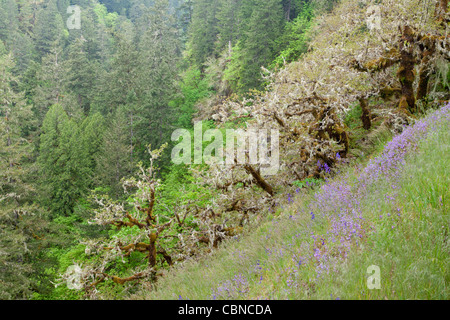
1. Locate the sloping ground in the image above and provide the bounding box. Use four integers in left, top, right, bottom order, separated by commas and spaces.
137, 104, 449, 300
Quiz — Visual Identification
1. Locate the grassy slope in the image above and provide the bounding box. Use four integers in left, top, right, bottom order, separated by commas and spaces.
136, 104, 449, 300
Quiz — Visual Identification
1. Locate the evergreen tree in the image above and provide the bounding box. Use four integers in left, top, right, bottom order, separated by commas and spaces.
238, 0, 284, 93
38, 104, 69, 215
67, 4, 111, 63
96, 107, 134, 197
215, 0, 242, 52
33, 0, 65, 57
176, 0, 193, 43
38, 104, 85, 216
65, 37, 98, 114
93, 34, 140, 116
136, 0, 181, 163
0, 0, 19, 45
0, 52, 53, 299
187, 0, 218, 68
272, 0, 314, 67
78, 112, 105, 178
15, 0, 36, 36
33, 45, 64, 118
33, 45, 81, 123
9, 32, 35, 73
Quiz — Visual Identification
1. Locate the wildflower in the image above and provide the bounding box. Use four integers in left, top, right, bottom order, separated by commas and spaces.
288, 193, 294, 204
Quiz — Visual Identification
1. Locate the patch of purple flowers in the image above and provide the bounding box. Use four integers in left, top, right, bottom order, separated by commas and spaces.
211, 273, 250, 300
305, 103, 450, 278
208, 104, 449, 299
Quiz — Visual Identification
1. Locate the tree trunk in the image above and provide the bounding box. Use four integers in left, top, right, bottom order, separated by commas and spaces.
416, 51, 434, 103
397, 26, 416, 114
243, 164, 275, 197
359, 98, 372, 130
148, 232, 157, 268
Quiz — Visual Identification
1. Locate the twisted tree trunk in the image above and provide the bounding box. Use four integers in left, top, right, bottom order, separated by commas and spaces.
397, 26, 416, 114
359, 97, 372, 130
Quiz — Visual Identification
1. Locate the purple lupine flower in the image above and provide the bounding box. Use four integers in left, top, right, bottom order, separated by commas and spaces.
288, 193, 294, 204
252, 105, 449, 295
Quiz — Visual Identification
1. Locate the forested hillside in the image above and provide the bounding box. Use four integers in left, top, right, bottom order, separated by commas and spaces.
0, 0, 448, 300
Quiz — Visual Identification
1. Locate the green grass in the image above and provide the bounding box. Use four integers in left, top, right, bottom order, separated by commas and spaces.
131, 114, 448, 300
329, 123, 449, 299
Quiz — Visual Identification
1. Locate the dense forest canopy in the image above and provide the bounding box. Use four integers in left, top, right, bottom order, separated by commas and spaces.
0, 0, 448, 299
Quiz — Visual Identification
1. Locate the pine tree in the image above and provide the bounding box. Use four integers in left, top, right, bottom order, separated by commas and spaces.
38, 104, 69, 215
38, 103, 105, 216
33, 45, 65, 118
91, 32, 142, 169
15, 0, 36, 36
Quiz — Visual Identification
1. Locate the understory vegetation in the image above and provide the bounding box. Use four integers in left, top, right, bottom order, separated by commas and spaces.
0, 0, 449, 300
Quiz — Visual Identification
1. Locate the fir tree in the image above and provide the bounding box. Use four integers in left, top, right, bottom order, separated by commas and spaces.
215, 0, 242, 52
33, 0, 65, 57
96, 107, 134, 197
238, 0, 284, 93
38, 104, 84, 215
0, 52, 53, 299
65, 37, 98, 114
187, 0, 218, 68
136, 0, 181, 164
